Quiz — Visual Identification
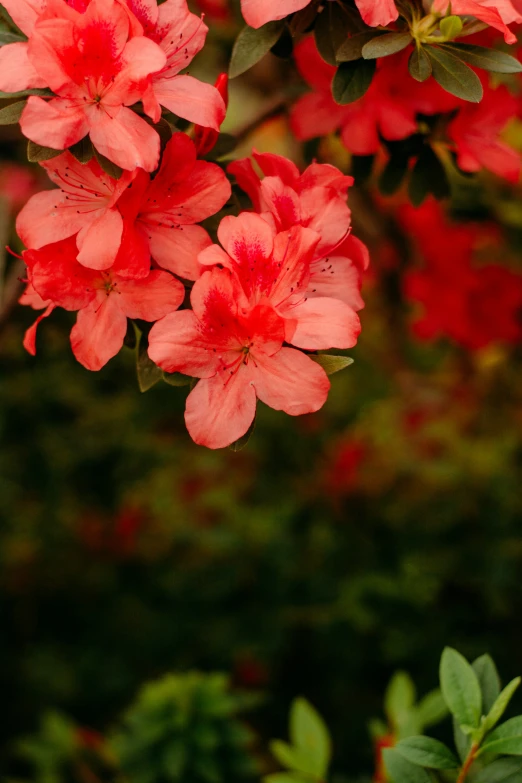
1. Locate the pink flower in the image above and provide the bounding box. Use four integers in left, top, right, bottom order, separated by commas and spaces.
448, 80, 521, 182
194, 73, 229, 156
123, 0, 226, 130
109, 132, 232, 280
198, 212, 361, 350
23, 235, 184, 369
228, 151, 369, 310
148, 265, 330, 448
19, 0, 167, 171
290, 39, 457, 156
16, 152, 135, 271
432, 0, 519, 43
0, 0, 47, 93
239, 0, 399, 28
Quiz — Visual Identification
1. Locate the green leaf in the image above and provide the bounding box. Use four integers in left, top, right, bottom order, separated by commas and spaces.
473, 655, 502, 714
27, 141, 62, 162
454, 716, 471, 763
310, 354, 354, 375
438, 43, 522, 73
336, 31, 376, 62
0, 99, 25, 124
332, 59, 376, 105
480, 716, 522, 756
68, 137, 94, 165
362, 32, 413, 59
290, 698, 331, 778
314, 3, 352, 66
416, 690, 449, 729
382, 748, 433, 783
426, 46, 483, 102
270, 740, 320, 778
379, 153, 409, 196
162, 371, 192, 387
133, 324, 162, 393
440, 647, 482, 728
409, 46, 432, 82
483, 679, 522, 735
229, 417, 256, 452
229, 21, 285, 79
385, 672, 416, 726
395, 737, 459, 769
264, 775, 311, 783
408, 147, 450, 206
440, 15, 463, 40
474, 757, 522, 782
0, 30, 26, 45
94, 149, 123, 179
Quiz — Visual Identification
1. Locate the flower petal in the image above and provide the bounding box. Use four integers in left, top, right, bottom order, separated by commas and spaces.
0, 42, 47, 93
70, 295, 128, 371
21, 96, 89, 151
148, 308, 220, 378
240, 0, 309, 27
148, 223, 213, 280
251, 346, 330, 415
118, 269, 185, 320
23, 303, 55, 356
76, 208, 124, 270
152, 74, 226, 131
185, 369, 257, 449
284, 296, 361, 350
16, 190, 87, 249
88, 106, 160, 172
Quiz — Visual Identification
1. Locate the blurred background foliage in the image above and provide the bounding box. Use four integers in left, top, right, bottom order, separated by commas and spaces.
1, 0, 522, 781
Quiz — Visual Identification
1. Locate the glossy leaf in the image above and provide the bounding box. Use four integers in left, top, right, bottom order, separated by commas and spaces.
426, 46, 483, 102
229, 417, 256, 453
314, 3, 352, 66
69, 137, 94, 165
310, 355, 354, 375
362, 32, 412, 60
473, 655, 502, 714
336, 31, 376, 62
290, 698, 331, 778
382, 748, 432, 783
0, 30, 26, 45
270, 740, 318, 778
480, 716, 522, 756
474, 758, 522, 782
94, 150, 123, 179
440, 647, 482, 728
440, 15, 463, 40
332, 59, 376, 105
27, 141, 62, 162
229, 21, 285, 79
483, 678, 521, 735
0, 99, 25, 125
416, 690, 449, 729
162, 372, 192, 387
395, 736, 459, 769
409, 46, 432, 82
439, 43, 522, 73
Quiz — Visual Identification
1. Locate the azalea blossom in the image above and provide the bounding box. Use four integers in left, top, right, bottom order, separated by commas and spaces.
198, 212, 361, 350
107, 132, 232, 280
399, 200, 522, 349
23, 236, 185, 369
290, 39, 457, 156
448, 80, 521, 183
18, 0, 167, 171
16, 152, 135, 271
123, 0, 226, 130
240, 0, 398, 29
148, 265, 330, 448
228, 151, 369, 310
432, 0, 519, 43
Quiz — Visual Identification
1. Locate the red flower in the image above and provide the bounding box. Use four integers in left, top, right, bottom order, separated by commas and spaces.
240, 0, 399, 28
194, 73, 229, 157
18, 0, 166, 171
112, 132, 232, 280
433, 0, 519, 43
148, 266, 330, 449
228, 150, 369, 310
17, 152, 135, 271
290, 40, 457, 156
23, 236, 184, 369
124, 0, 226, 130
400, 200, 522, 350
448, 80, 521, 183
199, 212, 361, 350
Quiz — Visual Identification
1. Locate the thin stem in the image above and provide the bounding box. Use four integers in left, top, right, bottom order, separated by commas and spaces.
456, 742, 479, 783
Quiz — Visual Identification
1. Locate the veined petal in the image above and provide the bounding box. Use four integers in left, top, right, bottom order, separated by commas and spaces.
0, 43, 47, 93
118, 269, 185, 320
76, 208, 124, 270
184, 369, 257, 449
251, 346, 330, 415
157, 0, 208, 73
21, 96, 89, 151
148, 223, 213, 280
1, 0, 45, 35
148, 308, 221, 378
355, 0, 398, 26
16, 190, 87, 249
152, 74, 226, 131
240, 0, 309, 27
25, 237, 98, 311
309, 255, 365, 311
283, 296, 361, 350
70, 295, 128, 370
88, 106, 160, 172
252, 151, 300, 186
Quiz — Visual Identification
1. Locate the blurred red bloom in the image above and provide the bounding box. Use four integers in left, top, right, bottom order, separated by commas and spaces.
400, 200, 522, 350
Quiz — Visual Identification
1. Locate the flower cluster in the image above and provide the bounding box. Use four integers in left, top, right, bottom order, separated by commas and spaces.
0, 0, 225, 171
